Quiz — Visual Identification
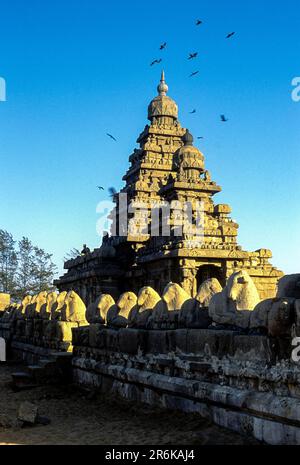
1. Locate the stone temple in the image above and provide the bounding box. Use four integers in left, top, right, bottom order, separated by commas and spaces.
55, 72, 283, 304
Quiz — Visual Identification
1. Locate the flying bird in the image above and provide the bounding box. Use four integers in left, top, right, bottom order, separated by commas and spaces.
97, 186, 105, 191
220, 115, 228, 122
190, 109, 196, 114
150, 58, 162, 66
189, 71, 199, 77
160, 42, 167, 50
106, 133, 117, 141
108, 187, 117, 199
197, 136, 204, 139
226, 32, 235, 39
188, 52, 198, 60
195, 19, 203, 26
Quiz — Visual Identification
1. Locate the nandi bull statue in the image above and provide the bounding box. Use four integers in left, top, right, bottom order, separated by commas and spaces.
86, 294, 116, 325
250, 274, 300, 338
209, 270, 260, 329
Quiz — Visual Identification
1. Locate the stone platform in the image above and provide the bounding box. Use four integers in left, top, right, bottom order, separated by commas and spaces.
71, 326, 300, 445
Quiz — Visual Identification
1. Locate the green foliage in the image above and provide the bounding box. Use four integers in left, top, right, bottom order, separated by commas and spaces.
63, 248, 81, 262
0, 230, 18, 295
0, 230, 57, 300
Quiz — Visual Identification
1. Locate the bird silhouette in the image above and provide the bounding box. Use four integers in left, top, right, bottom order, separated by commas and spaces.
220, 115, 228, 122
106, 133, 117, 141
160, 42, 167, 50
189, 71, 199, 77
97, 186, 105, 191
197, 136, 204, 139
196, 19, 202, 26
188, 52, 198, 60
108, 187, 117, 199
150, 58, 162, 66
190, 109, 196, 114
226, 32, 235, 39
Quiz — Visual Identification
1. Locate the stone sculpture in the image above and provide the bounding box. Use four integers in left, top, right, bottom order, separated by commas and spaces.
40, 292, 58, 319
131, 287, 163, 328
108, 292, 138, 328
209, 270, 260, 329
0, 293, 10, 312
61, 291, 87, 324
86, 294, 116, 324
277, 274, 300, 299
196, 278, 223, 307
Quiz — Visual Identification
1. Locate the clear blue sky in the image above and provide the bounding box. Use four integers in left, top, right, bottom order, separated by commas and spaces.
0, 0, 299, 277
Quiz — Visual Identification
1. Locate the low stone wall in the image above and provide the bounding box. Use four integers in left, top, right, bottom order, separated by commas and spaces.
71, 325, 300, 445
1, 274, 300, 445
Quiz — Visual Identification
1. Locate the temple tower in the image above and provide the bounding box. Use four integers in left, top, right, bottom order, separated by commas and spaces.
55, 72, 283, 303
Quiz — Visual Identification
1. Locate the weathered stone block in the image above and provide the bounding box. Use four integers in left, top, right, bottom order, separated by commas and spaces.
18, 402, 38, 424
146, 331, 170, 354
174, 329, 188, 353
89, 324, 106, 348
186, 308, 212, 329
33, 318, 43, 342
233, 335, 272, 362
186, 329, 234, 356
72, 326, 90, 347
105, 328, 119, 351
25, 320, 34, 341
118, 328, 147, 355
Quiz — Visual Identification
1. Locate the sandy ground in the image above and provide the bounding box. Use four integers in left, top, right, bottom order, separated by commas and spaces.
0, 363, 260, 445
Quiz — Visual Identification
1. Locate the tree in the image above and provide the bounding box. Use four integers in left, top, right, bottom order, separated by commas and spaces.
0, 230, 58, 300
16, 237, 36, 297
64, 248, 81, 262
0, 230, 18, 295
31, 246, 57, 294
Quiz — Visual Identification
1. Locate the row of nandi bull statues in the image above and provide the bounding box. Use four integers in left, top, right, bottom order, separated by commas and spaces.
1, 271, 300, 351
0, 290, 87, 350
85, 271, 300, 337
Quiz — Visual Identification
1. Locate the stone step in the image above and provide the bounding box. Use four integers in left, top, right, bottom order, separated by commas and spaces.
27, 364, 51, 383
11, 371, 38, 390
38, 358, 56, 368
50, 352, 73, 363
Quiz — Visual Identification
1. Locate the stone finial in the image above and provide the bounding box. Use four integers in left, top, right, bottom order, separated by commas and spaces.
157, 70, 168, 96
182, 129, 194, 146
148, 72, 178, 121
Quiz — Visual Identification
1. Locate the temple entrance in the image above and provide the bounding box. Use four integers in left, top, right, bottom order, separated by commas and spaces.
196, 265, 224, 289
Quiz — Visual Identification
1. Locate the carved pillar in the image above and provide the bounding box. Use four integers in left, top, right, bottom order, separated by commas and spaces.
180, 260, 197, 297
